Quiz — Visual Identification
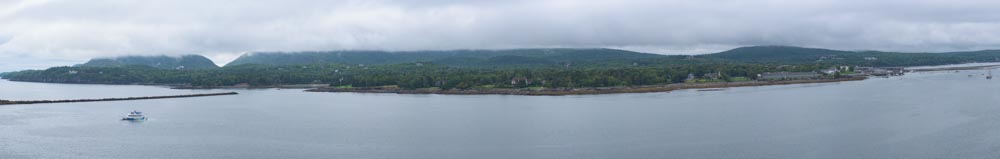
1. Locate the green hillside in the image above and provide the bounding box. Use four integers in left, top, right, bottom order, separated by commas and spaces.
225, 48, 663, 67
79, 55, 219, 69
701, 46, 1000, 66
8, 46, 1000, 89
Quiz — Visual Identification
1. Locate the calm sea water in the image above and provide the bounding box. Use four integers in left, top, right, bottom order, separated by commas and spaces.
2, 69, 1000, 159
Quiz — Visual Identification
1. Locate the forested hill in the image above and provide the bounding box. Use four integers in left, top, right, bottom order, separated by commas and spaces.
225, 46, 1000, 67
7, 46, 1000, 89
78, 55, 218, 69
225, 48, 664, 67
702, 46, 853, 62
701, 46, 1000, 66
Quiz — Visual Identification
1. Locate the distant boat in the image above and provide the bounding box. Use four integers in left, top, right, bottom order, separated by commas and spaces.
122, 110, 147, 121
988, 69, 993, 80
697, 88, 727, 92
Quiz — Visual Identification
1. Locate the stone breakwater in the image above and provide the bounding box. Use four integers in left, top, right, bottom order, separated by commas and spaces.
0, 92, 238, 105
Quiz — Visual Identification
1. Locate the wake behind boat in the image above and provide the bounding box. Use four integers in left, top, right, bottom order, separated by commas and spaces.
122, 110, 147, 121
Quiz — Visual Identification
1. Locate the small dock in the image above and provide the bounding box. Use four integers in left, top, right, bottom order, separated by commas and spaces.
0, 92, 238, 105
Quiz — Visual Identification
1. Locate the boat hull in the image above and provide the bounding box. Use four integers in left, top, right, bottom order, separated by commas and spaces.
122, 117, 146, 121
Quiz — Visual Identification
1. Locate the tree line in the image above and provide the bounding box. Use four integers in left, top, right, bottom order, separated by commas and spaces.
1, 63, 830, 89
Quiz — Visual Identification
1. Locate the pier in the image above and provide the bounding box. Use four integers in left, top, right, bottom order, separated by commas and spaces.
909, 64, 1000, 72
0, 92, 238, 105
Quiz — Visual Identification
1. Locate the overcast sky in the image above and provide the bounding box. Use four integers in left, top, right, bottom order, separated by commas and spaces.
2, 0, 1000, 71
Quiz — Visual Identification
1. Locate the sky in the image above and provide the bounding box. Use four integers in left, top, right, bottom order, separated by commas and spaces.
2, 0, 1000, 71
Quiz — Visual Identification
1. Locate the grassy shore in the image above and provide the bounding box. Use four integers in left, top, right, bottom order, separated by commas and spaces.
306, 77, 866, 96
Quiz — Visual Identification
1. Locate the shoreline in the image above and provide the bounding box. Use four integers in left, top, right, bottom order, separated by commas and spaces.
300, 63, 997, 96
4, 62, 995, 96
305, 77, 867, 96
170, 84, 329, 89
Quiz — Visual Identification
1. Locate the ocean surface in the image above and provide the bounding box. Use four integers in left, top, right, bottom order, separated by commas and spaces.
2, 69, 1000, 159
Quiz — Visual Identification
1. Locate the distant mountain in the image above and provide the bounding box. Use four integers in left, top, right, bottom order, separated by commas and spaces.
226, 46, 1000, 68
79, 55, 218, 69
10, 46, 1000, 88
700, 46, 1000, 66
225, 48, 664, 67
701, 46, 855, 63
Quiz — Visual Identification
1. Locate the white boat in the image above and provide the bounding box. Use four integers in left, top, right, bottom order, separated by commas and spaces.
988, 69, 993, 79
122, 110, 147, 121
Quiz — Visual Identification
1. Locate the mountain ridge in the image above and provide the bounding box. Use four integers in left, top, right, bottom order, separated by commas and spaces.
225, 48, 663, 67
68, 46, 1000, 69
78, 55, 219, 69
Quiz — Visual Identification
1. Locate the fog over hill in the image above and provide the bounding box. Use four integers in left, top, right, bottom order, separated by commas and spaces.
225, 48, 661, 67
3, 0, 1000, 71
49, 46, 1000, 70
78, 55, 219, 69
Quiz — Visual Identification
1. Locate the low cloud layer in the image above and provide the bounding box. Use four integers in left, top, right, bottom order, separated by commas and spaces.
2, 0, 1000, 71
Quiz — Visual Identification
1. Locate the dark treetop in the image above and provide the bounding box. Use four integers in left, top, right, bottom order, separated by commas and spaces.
78, 55, 219, 69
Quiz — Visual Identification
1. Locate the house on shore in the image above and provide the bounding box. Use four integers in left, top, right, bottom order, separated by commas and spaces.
511, 77, 531, 85
856, 67, 905, 76
839, 66, 851, 71
820, 68, 840, 75
703, 72, 722, 80
758, 72, 821, 80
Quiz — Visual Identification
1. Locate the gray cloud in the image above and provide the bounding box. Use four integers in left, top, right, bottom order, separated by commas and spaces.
2, 0, 1000, 71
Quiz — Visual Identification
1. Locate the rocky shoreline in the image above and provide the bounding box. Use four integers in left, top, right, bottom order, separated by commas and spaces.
306, 77, 867, 96
0, 92, 238, 105
171, 84, 329, 89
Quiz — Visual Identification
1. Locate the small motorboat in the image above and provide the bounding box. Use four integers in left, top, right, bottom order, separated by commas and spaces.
988, 69, 993, 80
122, 110, 147, 121
697, 88, 728, 92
